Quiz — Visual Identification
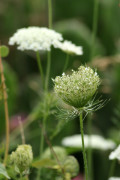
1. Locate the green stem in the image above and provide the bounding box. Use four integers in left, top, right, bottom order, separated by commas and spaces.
45, 0, 53, 91
40, 116, 47, 157
87, 114, 93, 180
37, 115, 47, 180
36, 51, 44, 89
20, 174, 22, 180
48, 0, 52, 29
37, 1, 53, 179
90, 0, 99, 61
45, 51, 51, 91
63, 54, 69, 72
109, 160, 116, 178
79, 112, 88, 180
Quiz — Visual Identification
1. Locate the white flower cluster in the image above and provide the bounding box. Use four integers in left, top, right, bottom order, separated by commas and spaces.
53, 66, 100, 108
109, 178, 120, 180
9, 27, 83, 55
62, 134, 116, 150
56, 40, 83, 55
109, 145, 120, 161
9, 27, 63, 51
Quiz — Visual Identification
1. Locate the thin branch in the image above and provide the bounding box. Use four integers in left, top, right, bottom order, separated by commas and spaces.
18, 116, 25, 144
0, 52, 10, 165
39, 123, 65, 176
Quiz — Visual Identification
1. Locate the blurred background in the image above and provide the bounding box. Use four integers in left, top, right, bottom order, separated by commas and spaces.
0, 0, 120, 179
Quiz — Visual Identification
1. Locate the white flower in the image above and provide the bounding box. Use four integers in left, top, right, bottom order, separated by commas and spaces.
56, 40, 83, 55
62, 134, 116, 150
108, 177, 120, 180
109, 145, 120, 161
9, 27, 63, 51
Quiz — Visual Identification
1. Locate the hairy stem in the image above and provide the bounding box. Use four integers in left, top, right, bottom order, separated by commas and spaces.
36, 51, 44, 89
79, 112, 88, 180
63, 54, 69, 72
90, 0, 99, 61
0, 54, 10, 165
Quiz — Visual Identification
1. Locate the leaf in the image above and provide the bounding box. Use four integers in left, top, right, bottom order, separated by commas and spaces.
0, 46, 9, 58
0, 163, 10, 179
32, 158, 57, 169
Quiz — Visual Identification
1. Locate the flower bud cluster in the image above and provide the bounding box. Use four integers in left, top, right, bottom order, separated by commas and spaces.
53, 66, 100, 108
10, 144, 33, 174
62, 156, 79, 178
42, 146, 67, 162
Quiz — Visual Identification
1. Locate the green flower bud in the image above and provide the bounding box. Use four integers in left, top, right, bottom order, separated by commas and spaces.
10, 144, 33, 174
53, 66, 100, 108
62, 156, 79, 178
42, 146, 67, 162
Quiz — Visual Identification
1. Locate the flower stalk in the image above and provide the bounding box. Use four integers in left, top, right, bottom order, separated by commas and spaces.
90, 0, 99, 61
87, 114, 93, 180
48, 0, 52, 29
36, 51, 44, 89
45, 51, 51, 91
79, 112, 88, 180
109, 160, 116, 178
45, 0, 53, 91
0, 53, 10, 165
63, 54, 69, 72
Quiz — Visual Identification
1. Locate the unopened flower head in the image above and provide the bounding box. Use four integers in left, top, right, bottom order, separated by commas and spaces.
56, 40, 83, 55
42, 146, 67, 162
53, 66, 100, 108
10, 144, 33, 173
9, 27, 63, 51
62, 134, 115, 150
63, 156, 79, 178
109, 145, 120, 161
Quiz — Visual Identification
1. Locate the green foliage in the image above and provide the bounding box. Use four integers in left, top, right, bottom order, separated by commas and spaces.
32, 158, 57, 169
32, 147, 79, 180
0, 163, 10, 179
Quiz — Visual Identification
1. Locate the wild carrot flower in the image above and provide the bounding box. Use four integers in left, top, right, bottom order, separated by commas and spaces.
109, 145, 120, 161
62, 134, 116, 150
10, 144, 33, 174
9, 27, 63, 51
56, 40, 83, 55
53, 66, 100, 108
109, 178, 120, 180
